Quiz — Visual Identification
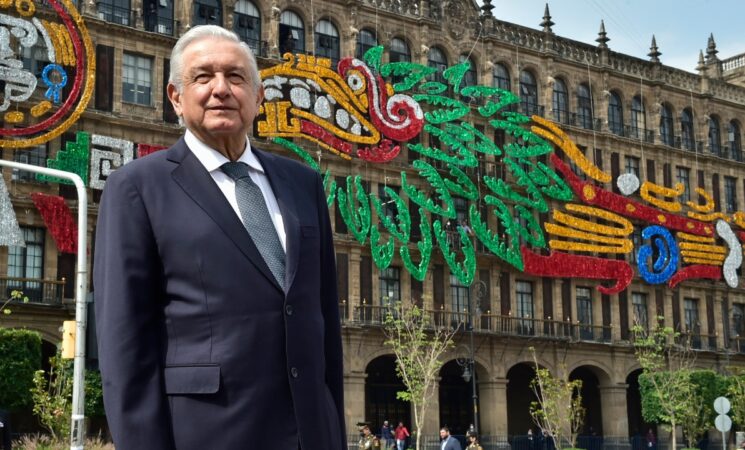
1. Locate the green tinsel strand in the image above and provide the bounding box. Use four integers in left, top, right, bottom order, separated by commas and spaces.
273, 137, 319, 171
514, 204, 546, 248
534, 161, 574, 201
482, 159, 549, 213
336, 175, 371, 244
363, 45, 384, 73
323, 170, 336, 207
370, 224, 395, 270
412, 94, 470, 124
400, 207, 433, 281
460, 122, 502, 156
478, 91, 521, 118
442, 61, 469, 94
469, 202, 523, 270
371, 188, 411, 243
380, 62, 437, 92
443, 164, 479, 201
432, 219, 476, 285
402, 161, 456, 218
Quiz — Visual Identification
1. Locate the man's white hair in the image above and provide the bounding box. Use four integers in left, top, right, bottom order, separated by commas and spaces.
169, 25, 261, 92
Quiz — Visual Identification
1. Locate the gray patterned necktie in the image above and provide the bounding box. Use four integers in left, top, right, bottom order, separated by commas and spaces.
221, 162, 285, 289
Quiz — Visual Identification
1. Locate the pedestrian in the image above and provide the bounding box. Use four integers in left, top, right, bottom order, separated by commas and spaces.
358, 424, 379, 450
646, 428, 656, 450
94, 25, 345, 450
466, 432, 483, 450
394, 421, 410, 450
440, 426, 462, 450
381, 420, 394, 449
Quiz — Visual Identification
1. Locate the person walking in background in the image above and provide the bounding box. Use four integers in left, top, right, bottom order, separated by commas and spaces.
440, 426, 462, 450
645, 429, 656, 450
94, 24, 345, 450
394, 421, 410, 450
466, 432, 483, 450
381, 420, 394, 449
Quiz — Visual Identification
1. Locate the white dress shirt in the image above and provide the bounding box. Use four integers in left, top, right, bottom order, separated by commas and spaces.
185, 130, 287, 252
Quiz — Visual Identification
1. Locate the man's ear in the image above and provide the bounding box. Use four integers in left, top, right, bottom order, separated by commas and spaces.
167, 83, 183, 117
255, 84, 265, 108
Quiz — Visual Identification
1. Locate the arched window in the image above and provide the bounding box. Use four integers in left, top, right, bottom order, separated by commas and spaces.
709, 115, 722, 156
314, 19, 339, 65
492, 63, 510, 91
356, 29, 377, 59
552, 78, 568, 124
577, 83, 594, 130
681, 108, 695, 150
519, 70, 538, 115
194, 0, 222, 26
729, 120, 742, 161
608, 91, 623, 135
631, 95, 646, 139
659, 104, 674, 147
279, 10, 305, 54
427, 47, 447, 84
233, 0, 260, 54
389, 37, 410, 62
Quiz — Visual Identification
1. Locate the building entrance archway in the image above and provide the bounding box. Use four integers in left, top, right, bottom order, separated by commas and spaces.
365, 355, 411, 433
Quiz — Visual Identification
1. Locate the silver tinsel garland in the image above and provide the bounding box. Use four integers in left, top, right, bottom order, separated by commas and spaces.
0, 174, 25, 247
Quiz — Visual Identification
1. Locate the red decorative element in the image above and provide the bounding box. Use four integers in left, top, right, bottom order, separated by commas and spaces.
551, 154, 713, 236
136, 143, 168, 158
31, 193, 77, 254
1, 0, 83, 137
300, 120, 353, 155
521, 246, 633, 295
737, 231, 745, 242
356, 139, 401, 163
668, 265, 722, 288
337, 57, 424, 142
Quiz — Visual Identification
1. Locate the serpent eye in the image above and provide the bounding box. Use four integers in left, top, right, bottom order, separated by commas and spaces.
346, 70, 366, 94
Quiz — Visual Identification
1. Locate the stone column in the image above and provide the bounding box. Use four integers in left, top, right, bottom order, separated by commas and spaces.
599, 384, 631, 450
345, 372, 367, 431
479, 378, 508, 436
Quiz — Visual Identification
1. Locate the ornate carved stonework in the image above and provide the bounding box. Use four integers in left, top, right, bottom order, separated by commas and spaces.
444, 0, 466, 40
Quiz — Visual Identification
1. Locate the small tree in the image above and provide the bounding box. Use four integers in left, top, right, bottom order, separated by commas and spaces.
633, 317, 696, 450
727, 368, 745, 428
1, 289, 28, 315
528, 348, 585, 450
383, 299, 459, 450
31, 352, 73, 441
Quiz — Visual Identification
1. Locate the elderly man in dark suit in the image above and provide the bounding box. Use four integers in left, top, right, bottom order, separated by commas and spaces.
94, 25, 346, 450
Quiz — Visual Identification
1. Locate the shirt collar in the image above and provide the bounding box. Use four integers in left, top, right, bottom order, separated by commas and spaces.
185, 130, 265, 174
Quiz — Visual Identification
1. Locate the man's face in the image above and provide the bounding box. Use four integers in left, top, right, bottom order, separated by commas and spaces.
440, 429, 448, 439
168, 37, 264, 154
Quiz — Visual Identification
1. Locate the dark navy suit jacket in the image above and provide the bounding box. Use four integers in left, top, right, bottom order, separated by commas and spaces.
94, 138, 346, 450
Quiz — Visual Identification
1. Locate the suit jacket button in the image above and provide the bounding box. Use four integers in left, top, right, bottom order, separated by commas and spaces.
290, 367, 299, 378
285, 305, 293, 316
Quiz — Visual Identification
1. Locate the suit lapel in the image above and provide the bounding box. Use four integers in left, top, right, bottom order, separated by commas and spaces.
168, 139, 283, 292
254, 148, 301, 293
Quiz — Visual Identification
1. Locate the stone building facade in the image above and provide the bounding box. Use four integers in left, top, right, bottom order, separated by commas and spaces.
3, 0, 745, 444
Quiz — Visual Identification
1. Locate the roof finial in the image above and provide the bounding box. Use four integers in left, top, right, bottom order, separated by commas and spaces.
648, 35, 661, 63
596, 20, 609, 49
480, 0, 494, 17
540, 3, 554, 33
696, 50, 706, 72
706, 33, 719, 62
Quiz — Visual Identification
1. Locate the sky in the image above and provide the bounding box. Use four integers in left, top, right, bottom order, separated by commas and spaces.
488, 0, 744, 73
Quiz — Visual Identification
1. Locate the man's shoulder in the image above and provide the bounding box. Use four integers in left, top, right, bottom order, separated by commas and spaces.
254, 146, 318, 178
106, 142, 179, 185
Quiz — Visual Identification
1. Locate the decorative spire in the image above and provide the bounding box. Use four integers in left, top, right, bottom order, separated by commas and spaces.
480, 0, 494, 17
706, 33, 719, 62
596, 20, 609, 49
540, 3, 554, 33
648, 35, 661, 63
696, 50, 706, 72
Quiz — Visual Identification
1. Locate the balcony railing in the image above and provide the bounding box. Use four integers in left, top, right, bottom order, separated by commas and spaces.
342, 304, 612, 343
97, 2, 135, 26
518, 102, 544, 117
0, 276, 65, 306
624, 125, 654, 143
143, 14, 178, 36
